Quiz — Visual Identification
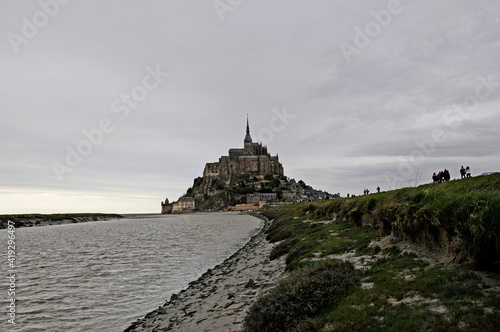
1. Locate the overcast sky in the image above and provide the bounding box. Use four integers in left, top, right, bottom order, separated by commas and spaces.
1, 0, 499, 214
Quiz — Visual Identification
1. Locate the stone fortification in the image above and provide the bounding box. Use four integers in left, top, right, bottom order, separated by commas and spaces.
201, 117, 284, 194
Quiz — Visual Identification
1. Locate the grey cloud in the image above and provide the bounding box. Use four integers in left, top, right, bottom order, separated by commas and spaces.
1, 0, 499, 213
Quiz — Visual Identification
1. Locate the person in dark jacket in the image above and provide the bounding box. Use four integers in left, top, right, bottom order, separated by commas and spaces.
443, 169, 450, 181
460, 166, 466, 179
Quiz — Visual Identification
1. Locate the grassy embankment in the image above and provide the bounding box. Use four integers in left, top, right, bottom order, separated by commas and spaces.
0, 213, 123, 229
243, 173, 500, 331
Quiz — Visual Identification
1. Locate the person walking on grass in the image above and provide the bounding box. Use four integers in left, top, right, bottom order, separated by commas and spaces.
466, 166, 471, 178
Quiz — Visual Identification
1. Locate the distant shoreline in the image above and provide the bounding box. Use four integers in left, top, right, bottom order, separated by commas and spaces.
0, 213, 123, 229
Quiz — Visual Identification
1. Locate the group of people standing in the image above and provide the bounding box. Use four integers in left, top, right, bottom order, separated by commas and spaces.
347, 186, 380, 198
361, 186, 380, 195
432, 169, 451, 183
432, 166, 471, 183
460, 166, 471, 179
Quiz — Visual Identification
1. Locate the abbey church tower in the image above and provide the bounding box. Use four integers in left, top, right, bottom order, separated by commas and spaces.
243, 116, 254, 156
201, 116, 284, 194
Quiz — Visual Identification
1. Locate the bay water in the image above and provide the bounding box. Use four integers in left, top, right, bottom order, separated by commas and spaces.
2, 213, 262, 331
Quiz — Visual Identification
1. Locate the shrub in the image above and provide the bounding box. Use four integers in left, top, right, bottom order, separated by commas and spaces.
366, 197, 377, 212
260, 186, 273, 193
270, 238, 299, 260
302, 204, 317, 214
266, 220, 325, 244
411, 191, 425, 204
285, 241, 320, 265
192, 176, 203, 189
347, 207, 362, 226
239, 186, 254, 194
213, 179, 225, 190
239, 174, 251, 182
265, 213, 306, 243
266, 222, 295, 243
243, 260, 360, 332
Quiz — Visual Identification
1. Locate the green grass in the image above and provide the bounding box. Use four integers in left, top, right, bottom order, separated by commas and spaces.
264, 206, 379, 270
243, 174, 500, 331
269, 173, 500, 270
318, 256, 499, 331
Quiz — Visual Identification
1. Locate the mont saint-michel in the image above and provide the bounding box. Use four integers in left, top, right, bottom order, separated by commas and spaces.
162, 118, 331, 213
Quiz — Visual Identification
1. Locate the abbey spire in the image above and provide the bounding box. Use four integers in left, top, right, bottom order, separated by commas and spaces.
244, 114, 252, 143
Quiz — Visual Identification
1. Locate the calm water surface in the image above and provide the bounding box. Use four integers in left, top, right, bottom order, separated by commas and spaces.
2, 213, 262, 332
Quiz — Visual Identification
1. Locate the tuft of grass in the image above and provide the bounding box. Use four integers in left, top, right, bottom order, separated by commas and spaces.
285, 241, 321, 265
270, 238, 299, 260
243, 260, 361, 332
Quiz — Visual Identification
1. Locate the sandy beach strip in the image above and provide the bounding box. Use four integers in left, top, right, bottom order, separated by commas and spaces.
125, 214, 286, 332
